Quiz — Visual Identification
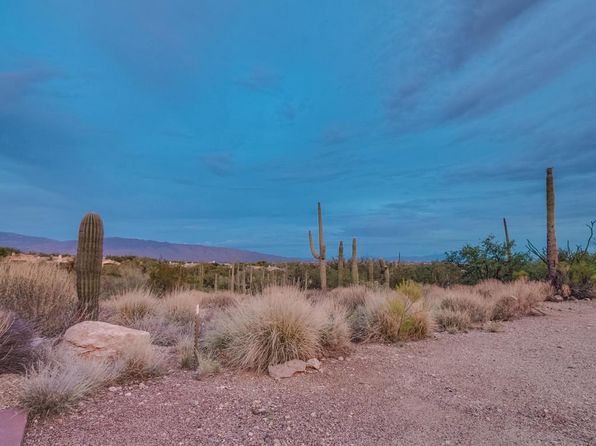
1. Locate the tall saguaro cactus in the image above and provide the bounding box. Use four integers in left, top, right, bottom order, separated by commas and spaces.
75, 212, 104, 320
351, 238, 359, 285
308, 202, 327, 290
503, 217, 511, 259
337, 241, 345, 287
546, 167, 558, 283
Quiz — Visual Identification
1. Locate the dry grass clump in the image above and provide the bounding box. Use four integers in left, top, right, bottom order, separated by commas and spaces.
128, 315, 190, 346
19, 350, 113, 416
434, 308, 472, 333
368, 294, 431, 342
176, 336, 221, 376
206, 287, 325, 372
328, 286, 371, 311
111, 342, 165, 383
0, 309, 36, 373
104, 288, 158, 325
397, 279, 423, 301
0, 262, 77, 335
316, 300, 352, 356
482, 320, 502, 332
161, 289, 202, 324
438, 292, 489, 323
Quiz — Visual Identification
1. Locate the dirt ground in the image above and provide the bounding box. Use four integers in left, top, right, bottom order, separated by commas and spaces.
24, 300, 596, 446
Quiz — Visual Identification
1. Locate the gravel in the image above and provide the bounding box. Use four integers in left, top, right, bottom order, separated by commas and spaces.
24, 300, 596, 445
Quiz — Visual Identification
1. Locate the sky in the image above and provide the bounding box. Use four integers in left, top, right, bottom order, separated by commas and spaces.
1, 0, 596, 258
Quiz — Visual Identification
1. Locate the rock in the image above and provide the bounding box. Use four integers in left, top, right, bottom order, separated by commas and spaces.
268, 359, 307, 379
124, 392, 132, 397
61, 321, 150, 360
551, 295, 564, 303
108, 386, 121, 392
139, 383, 147, 389
306, 358, 321, 370
338, 356, 344, 361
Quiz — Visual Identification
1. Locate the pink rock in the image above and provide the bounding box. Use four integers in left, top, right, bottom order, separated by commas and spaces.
268, 359, 307, 379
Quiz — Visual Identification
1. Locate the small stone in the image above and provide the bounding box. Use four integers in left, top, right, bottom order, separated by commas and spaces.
251, 401, 268, 416
108, 386, 121, 392
124, 392, 132, 397
310, 412, 317, 417
338, 356, 344, 361
306, 358, 322, 370
552, 295, 564, 302
139, 383, 148, 389
268, 359, 307, 379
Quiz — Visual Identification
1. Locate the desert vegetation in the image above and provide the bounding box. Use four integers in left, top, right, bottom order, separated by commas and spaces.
0, 169, 594, 419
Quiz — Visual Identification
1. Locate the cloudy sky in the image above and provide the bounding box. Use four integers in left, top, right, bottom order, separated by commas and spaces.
1, 0, 595, 258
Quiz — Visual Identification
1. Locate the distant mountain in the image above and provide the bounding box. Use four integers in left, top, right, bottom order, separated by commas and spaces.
0, 231, 293, 263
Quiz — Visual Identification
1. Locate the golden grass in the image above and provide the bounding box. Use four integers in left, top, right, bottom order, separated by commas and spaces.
0, 262, 76, 335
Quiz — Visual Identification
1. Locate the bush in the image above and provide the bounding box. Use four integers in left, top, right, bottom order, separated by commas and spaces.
104, 288, 157, 325
111, 342, 165, 383
439, 292, 488, 323
19, 350, 113, 416
316, 301, 351, 356
101, 263, 149, 298
128, 315, 189, 346
0, 262, 77, 336
161, 289, 202, 325
206, 287, 325, 372
369, 294, 430, 342
397, 280, 422, 301
0, 309, 36, 373
434, 308, 471, 333
176, 336, 196, 370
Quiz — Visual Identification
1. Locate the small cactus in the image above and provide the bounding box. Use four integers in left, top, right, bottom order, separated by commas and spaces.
351, 238, 359, 285
379, 259, 390, 288
75, 212, 104, 320
308, 202, 327, 290
337, 241, 345, 287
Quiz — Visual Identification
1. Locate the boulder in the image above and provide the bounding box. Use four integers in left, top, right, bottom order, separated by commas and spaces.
268, 359, 307, 379
62, 321, 150, 360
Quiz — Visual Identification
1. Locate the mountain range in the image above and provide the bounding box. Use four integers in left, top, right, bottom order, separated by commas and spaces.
0, 231, 293, 263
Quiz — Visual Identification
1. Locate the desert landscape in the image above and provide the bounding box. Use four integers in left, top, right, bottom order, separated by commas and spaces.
2, 1, 596, 445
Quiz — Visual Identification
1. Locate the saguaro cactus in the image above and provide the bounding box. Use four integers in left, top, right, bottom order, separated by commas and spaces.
379, 259, 390, 288
503, 217, 511, 259
546, 167, 558, 283
337, 241, 345, 287
309, 202, 327, 290
75, 212, 104, 320
368, 259, 374, 284
230, 264, 235, 292
351, 238, 359, 285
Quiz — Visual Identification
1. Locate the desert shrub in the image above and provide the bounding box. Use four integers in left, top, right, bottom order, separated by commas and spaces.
201, 291, 241, 309
19, 350, 113, 416
367, 293, 431, 342
0, 309, 36, 373
397, 279, 422, 301
0, 247, 20, 257
482, 321, 502, 332
512, 270, 529, 281
101, 263, 149, 298
161, 289, 202, 324
0, 262, 76, 335
489, 295, 518, 321
434, 308, 471, 333
316, 300, 351, 356
176, 336, 196, 369
104, 288, 157, 325
111, 342, 165, 383
439, 292, 488, 323
206, 287, 324, 372
328, 286, 370, 311
479, 280, 551, 320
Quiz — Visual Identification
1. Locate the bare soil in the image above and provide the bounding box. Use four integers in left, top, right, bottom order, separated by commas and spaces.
24, 300, 596, 446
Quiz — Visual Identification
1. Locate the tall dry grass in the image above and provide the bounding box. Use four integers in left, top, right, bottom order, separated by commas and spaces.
0, 309, 36, 373
0, 262, 77, 335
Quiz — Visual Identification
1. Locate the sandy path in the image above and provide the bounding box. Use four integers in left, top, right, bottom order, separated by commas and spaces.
24, 300, 596, 446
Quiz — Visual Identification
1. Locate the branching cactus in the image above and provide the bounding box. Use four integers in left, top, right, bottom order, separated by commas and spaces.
351, 238, 359, 284
379, 259, 390, 288
75, 212, 104, 320
308, 202, 327, 290
337, 241, 345, 287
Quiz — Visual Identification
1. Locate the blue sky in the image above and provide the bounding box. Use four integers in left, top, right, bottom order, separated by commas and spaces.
1, 0, 595, 258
